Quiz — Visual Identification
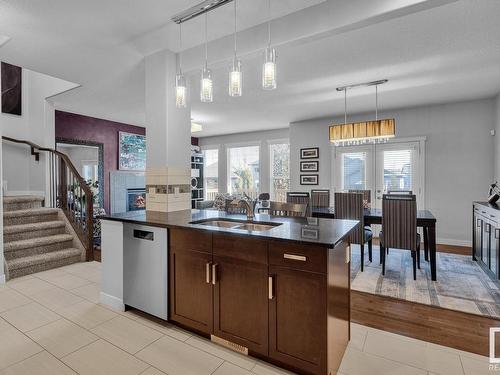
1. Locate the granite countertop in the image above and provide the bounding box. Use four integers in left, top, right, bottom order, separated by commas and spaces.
100, 209, 359, 248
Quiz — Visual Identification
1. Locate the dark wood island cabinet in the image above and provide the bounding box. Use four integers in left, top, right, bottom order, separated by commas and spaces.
169, 227, 353, 375
473, 202, 500, 282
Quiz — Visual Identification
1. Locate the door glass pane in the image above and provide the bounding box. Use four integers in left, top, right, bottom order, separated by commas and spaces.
270, 143, 290, 202
203, 149, 218, 200
341, 152, 366, 190
228, 146, 260, 198
383, 149, 412, 192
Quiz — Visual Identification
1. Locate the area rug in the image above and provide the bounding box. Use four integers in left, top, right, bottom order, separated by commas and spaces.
350, 245, 500, 318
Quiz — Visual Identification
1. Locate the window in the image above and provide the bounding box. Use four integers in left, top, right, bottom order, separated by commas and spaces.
203, 149, 219, 200
341, 152, 366, 190
227, 145, 260, 198
334, 140, 423, 209
382, 149, 413, 192
269, 142, 290, 201
81, 161, 98, 182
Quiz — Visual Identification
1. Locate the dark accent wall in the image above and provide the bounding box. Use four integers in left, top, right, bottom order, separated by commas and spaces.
55, 111, 146, 213
191, 137, 199, 146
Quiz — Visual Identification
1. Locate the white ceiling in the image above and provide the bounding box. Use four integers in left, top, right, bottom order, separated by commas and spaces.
190, 0, 500, 136
1, 0, 500, 137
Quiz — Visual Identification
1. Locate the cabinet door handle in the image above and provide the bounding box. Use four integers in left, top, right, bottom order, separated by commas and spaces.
212, 264, 218, 285
268, 276, 274, 300
283, 253, 307, 262
496, 229, 500, 239
206, 262, 212, 284
346, 245, 351, 264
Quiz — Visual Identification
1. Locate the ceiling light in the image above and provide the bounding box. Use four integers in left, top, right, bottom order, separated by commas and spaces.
229, 0, 242, 97
191, 121, 203, 133
200, 13, 213, 103
175, 23, 187, 108
330, 80, 395, 146
262, 0, 276, 90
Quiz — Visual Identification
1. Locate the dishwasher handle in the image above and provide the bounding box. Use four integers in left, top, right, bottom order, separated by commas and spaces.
133, 229, 154, 241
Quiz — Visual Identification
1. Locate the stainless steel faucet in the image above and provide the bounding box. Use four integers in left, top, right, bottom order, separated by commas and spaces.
232, 195, 256, 220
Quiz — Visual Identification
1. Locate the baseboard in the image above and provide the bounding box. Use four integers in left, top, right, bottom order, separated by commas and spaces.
100, 292, 125, 312
4, 190, 45, 197
437, 238, 472, 247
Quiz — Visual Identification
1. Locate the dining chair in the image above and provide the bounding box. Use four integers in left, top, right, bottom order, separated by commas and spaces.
287, 192, 311, 216
269, 201, 307, 217
334, 192, 373, 271
380, 194, 420, 280
225, 199, 247, 214
348, 189, 371, 206
311, 189, 330, 208
387, 190, 413, 195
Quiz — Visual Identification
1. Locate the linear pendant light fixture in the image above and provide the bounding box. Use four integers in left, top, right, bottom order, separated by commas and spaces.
200, 12, 213, 103
262, 0, 277, 90
175, 22, 187, 108
228, 0, 242, 97
329, 79, 395, 146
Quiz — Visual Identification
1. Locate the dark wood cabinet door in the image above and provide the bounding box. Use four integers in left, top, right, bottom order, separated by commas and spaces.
169, 248, 213, 335
213, 256, 269, 355
269, 265, 327, 375
473, 215, 482, 261
490, 225, 499, 278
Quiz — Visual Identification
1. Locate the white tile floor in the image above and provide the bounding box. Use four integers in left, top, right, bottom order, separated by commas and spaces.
0, 261, 493, 375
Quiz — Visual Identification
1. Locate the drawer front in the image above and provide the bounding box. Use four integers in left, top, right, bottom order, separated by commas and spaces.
269, 241, 327, 274
213, 233, 268, 265
475, 204, 500, 223
170, 228, 212, 253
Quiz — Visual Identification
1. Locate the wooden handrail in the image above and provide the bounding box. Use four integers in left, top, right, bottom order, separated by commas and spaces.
2, 136, 94, 261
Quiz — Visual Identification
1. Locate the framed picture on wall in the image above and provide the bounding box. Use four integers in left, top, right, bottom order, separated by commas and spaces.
300, 174, 319, 185
1, 62, 22, 116
300, 161, 319, 172
300, 147, 319, 159
118, 132, 146, 171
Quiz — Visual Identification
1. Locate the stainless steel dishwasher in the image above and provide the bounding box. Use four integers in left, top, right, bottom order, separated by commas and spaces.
123, 223, 168, 320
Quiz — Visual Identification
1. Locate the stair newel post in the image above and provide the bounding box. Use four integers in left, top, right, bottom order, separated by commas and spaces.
60, 157, 68, 211
86, 193, 93, 261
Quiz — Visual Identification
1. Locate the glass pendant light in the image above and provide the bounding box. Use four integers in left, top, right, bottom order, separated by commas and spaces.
262, 0, 276, 90
175, 23, 187, 108
200, 13, 213, 103
229, 0, 242, 97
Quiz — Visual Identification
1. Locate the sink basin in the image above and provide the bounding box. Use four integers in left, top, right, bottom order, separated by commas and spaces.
234, 223, 278, 232
195, 220, 241, 229
191, 219, 281, 232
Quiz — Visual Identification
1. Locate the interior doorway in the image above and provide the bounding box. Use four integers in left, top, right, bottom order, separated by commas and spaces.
56, 138, 104, 209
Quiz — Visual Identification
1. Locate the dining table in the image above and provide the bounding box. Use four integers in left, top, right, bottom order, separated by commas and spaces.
312, 206, 438, 281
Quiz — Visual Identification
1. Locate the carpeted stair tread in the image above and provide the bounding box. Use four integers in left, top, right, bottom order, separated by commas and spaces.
3, 221, 66, 234
4, 234, 74, 252
3, 207, 59, 219
7, 248, 82, 271
3, 195, 44, 204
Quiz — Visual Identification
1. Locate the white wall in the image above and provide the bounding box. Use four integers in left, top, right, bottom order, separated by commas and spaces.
1, 68, 78, 195
198, 128, 289, 195
290, 98, 496, 246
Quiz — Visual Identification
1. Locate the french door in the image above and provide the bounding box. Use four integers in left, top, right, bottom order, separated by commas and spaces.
333, 140, 424, 209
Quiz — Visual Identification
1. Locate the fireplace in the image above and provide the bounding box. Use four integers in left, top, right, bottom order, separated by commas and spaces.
126, 188, 146, 212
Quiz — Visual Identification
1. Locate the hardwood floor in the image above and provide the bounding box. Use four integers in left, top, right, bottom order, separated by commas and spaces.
371, 238, 471, 255
351, 290, 500, 357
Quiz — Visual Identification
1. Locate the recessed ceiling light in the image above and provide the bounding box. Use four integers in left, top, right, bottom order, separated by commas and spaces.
191, 121, 203, 133
0, 35, 11, 48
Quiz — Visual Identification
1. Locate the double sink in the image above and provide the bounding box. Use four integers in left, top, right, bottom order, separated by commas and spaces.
191, 219, 282, 232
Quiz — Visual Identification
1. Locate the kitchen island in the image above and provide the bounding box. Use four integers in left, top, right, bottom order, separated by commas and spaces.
99, 209, 358, 375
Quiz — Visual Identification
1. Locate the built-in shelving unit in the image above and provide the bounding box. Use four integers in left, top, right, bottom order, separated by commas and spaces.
191, 154, 204, 208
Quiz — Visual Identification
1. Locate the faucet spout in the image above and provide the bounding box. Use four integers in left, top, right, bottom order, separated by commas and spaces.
232, 198, 255, 220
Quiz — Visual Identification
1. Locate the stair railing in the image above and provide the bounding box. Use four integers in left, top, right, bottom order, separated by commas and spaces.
2, 136, 94, 261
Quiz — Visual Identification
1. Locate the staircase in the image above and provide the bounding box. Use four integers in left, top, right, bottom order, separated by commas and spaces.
3, 196, 84, 280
